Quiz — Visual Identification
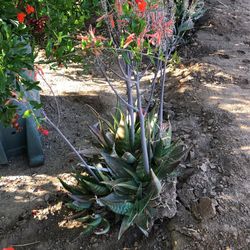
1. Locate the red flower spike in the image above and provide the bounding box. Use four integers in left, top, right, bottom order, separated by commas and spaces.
17, 12, 26, 23
25, 4, 35, 14
2, 247, 15, 250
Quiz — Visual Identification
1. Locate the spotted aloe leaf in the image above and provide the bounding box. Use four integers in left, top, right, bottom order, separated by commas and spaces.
121, 152, 137, 164
134, 212, 150, 237
150, 169, 162, 198
118, 210, 138, 240
83, 179, 110, 196
101, 152, 132, 178
89, 123, 108, 148
94, 218, 110, 235
99, 198, 134, 215
76, 215, 91, 223
82, 214, 103, 236
66, 200, 91, 211
58, 178, 88, 195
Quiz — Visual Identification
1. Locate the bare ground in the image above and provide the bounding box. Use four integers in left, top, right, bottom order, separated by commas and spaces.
0, 0, 250, 249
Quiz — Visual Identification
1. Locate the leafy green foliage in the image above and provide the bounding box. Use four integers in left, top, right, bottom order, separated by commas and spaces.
0, 17, 37, 125
59, 108, 187, 239
174, 0, 206, 35
33, 0, 101, 64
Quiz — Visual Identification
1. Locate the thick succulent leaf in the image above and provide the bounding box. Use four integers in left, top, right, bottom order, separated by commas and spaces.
161, 123, 172, 148
95, 166, 111, 182
89, 124, 108, 148
134, 128, 142, 150
104, 131, 115, 147
101, 152, 132, 178
68, 194, 91, 203
157, 144, 190, 179
122, 152, 136, 164
135, 191, 153, 215
82, 214, 103, 235
114, 180, 139, 191
161, 142, 184, 160
148, 108, 158, 139
94, 218, 110, 235
87, 104, 114, 133
136, 160, 150, 182
150, 169, 162, 199
83, 179, 110, 196
123, 167, 140, 183
115, 111, 131, 153
167, 143, 186, 161
101, 178, 129, 188
101, 179, 137, 195
66, 201, 90, 211
112, 103, 122, 132
99, 192, 132, 203
72, 200, 91, 209
157, 158, 182, 180
58, 178, 87, 195
99, 199, 134, 215
136, 183, 143, 200
135, 212, 150, 237
154, 139, 164, 159
76, 215, 91, 223
118, 211, 138, 240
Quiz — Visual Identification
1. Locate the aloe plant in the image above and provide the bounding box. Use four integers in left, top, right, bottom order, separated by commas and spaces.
53, 0, 204, 240
59, 108, 187, 239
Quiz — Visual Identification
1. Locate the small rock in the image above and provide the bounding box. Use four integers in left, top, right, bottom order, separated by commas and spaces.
200, 162, 208, 172
44, 194, 50, 202
210, 164, 216, 169
92, 243, 99, 248
90, 237, 97, 244
208, 119, 214, 126
192, 197, 217, 220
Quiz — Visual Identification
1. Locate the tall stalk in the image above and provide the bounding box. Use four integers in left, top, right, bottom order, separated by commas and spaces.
125, 61, 135, 149
135, 74, 150, 174
158, 58, 167, 129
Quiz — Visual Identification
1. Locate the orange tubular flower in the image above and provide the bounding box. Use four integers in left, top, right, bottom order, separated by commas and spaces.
124, 33, 135, 48
25, 4, 35, 14
17, 12, 26, 23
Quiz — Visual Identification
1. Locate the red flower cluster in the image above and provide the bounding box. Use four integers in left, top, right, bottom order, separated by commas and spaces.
2, 247, 15, 250
25, 4, 35, 14
11, 114, 20, 131
17, 4, 35, 23
17, 12, 26, 23
37, 126, 49, 136
135, 0, 147, 12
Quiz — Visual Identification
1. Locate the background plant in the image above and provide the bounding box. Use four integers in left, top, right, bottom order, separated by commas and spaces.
0, 1, 40, 127
0, 0, 100, 126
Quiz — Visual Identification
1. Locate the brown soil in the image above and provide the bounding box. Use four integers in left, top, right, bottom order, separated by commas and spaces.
1, 0, 250, 249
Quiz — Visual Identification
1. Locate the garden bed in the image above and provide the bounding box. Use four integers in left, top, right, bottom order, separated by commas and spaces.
1, 0, 250, 249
